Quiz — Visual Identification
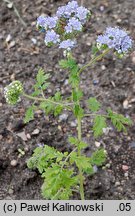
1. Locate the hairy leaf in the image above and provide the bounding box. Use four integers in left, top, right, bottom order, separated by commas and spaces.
93, 115, 107, 137
90, 149, 107, 166
107, 108, 132, 132
88, 97, 101, 112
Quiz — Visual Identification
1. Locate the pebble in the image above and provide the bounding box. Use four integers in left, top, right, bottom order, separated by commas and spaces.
59, 113, 68, 121
6, 34, 12, 43
0, 135, 3, 140
129, 141, 135, 148
106, 163, 111, 169
100, 5, 105, 12
115, 181, 121, 187
17, 131, 27, 141
101, 65, 106, 70
8, 41, 16, 48
32, 128, 40, 135
31, 38, 37, 45
122, 165, 129, 171
26, 133, 31, 140
93, 165, 98, 173
124, 172, 129, 177
93, 80, 99, 85
70, 121, 77, 127
8, 188, 14, 195
123, 99, 129, 109
95, 141, 101, 147
64, 79, 68, 85
10, 160, 17, 167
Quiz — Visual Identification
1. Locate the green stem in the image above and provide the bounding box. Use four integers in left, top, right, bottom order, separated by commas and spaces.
77, 116, 85, 200
61, 147, 77, 170
23, 93, 74, 107
78, 48, 110, 74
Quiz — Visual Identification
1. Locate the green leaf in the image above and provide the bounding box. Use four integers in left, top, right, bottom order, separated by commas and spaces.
68, 137, 88, 149
70, 152, 91, 172
24, 105, 36, 123
107, 108, 132, 132
36, 68, 50, 87
54, 91, 62, 102
93, 115, 107, 137
72, 90, 83, 102
88, 97, 101, 112
40, 101, 54, 114
92, 44, 99, 55
90, 149, 106, 166
54, 105, 63, 116
73, 105, 84, 118
59, 58, 77, 70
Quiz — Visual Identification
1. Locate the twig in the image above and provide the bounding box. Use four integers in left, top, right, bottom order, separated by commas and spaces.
2, 0, 27, 27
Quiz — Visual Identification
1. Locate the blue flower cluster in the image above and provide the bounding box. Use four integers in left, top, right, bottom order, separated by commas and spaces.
97, 27, 132, 54
37, 1, 90, 51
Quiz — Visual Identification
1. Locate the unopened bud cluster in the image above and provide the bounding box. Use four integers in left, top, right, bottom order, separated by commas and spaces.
4, 81, 23, 105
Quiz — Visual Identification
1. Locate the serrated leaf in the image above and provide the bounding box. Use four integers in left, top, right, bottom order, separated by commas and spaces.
107, 108, 132, 132
90, 149, 106, 166
68, 137, 88, 149
36, 68, 50, 87
59, 58, 77, 69
93, 115, 107, 137
92, 44, 99, 55
24, 105, 36, 123
73, 105, 84, 118
88, 97, 101, 112
72, 90, 83, 102
54, 105, 63, 116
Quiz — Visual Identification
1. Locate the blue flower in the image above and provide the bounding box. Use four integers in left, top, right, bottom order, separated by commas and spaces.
75, 6, 90, 23
56, 1, 78, 18
59, 39, 76, 50
45, 30, 60, 45
65, 17, 82, 33
46, 16, 58, 29
37, 16, 47, 28
97, 27, 132, 53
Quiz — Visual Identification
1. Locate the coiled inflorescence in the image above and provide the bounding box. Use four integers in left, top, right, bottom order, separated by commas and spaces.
37, 1, 91, 51
4, 81, 23, 105
97, 27, 132, 54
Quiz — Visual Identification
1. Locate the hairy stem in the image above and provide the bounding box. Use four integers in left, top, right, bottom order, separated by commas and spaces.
77, 116, 85, 200
78, 48, 110, 74
23, 92, 74, 107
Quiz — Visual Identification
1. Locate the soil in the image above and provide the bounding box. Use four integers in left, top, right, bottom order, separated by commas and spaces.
0, 0, 135, 200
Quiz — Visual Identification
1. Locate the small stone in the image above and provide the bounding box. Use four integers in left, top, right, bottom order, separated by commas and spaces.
103, 127, 112, 135
115, 181, 121, 187
93, 80, 99, 85
106, 163, 111, 168
100, 5, 105, 11
8, 188, 14, 194
26, 133, 31, 139
0, 135, 3, 140
9, 41, 16, 48
10, 160, 17, 167
59, 113, 68, 121
58, 125, 62, 131
6, 34, 12, 43
7, 3, 13, 8
95, 141, 101, 147
101, 65, 106, 70
93, 165, 98, 173
122, 165, 129, 171
123, 99, 131, 109
64, 79, 68, 85
70, 121, 77, 127
32, 128, 40, 135
0, 103, 2, 107
17, 131, 27, 141
31, 38, 37, 44
124, 172, 129, 177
